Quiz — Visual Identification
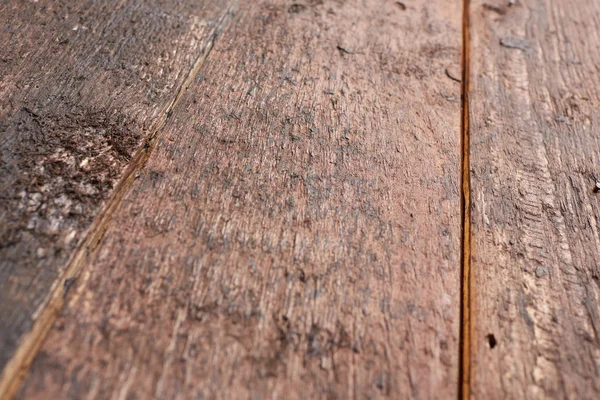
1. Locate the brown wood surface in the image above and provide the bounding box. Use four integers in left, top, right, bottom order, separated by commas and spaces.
469, 0, 600, 398
0, 0, 235, 393
16, 0, 463, 398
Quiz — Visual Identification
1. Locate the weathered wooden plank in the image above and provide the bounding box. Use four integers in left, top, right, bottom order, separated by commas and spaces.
18, 0, 463, 398
468, 0, 600, 398
0, 0, 235, 395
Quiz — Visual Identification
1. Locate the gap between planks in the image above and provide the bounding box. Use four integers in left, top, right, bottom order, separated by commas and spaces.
459, 0, 472, 399
0, 4, 238, 399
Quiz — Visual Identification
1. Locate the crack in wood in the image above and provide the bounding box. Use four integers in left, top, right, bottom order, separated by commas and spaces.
459, 0, 472, 399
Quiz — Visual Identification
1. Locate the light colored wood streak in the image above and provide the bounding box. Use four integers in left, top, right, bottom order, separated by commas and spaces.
18, 0, 463, 398
470, 0, 600, 398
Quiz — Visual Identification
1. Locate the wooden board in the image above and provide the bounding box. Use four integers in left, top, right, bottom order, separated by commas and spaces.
16, 0, 463, 398
468, 0, 600, 398
0, 0, 235, 396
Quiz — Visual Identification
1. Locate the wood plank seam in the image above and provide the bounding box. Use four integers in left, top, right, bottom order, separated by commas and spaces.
460, 0, 472, 399
0, 3, 239, 399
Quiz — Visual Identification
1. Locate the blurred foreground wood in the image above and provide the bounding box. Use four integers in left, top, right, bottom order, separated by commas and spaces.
0, 0, 235, 396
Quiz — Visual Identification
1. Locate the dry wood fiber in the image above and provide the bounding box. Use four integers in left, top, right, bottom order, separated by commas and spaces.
469, 0, 600, 398
17, 0, 463, 399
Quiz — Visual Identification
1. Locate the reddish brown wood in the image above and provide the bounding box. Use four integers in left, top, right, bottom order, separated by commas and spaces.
17, 0, 463, 398
0, 0, 235, 396
469, 0, 600, 398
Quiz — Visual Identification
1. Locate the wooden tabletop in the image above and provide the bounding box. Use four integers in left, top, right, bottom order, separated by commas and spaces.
1, 0, 599, 398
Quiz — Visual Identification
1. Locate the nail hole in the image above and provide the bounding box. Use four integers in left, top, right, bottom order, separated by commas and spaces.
395, 2, 407, 11
486, 334, 497, 349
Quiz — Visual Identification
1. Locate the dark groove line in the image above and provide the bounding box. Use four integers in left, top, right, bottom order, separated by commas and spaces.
459, 0, 472, 399
0, 4, 238, 399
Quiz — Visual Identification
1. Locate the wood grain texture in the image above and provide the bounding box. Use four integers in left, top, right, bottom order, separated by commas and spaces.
0, 0, 234, 381
469, 0, 600, 398
18, 0, 463, 398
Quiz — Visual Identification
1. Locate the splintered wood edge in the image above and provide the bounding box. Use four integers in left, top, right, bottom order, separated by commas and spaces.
0, 4, 238, 399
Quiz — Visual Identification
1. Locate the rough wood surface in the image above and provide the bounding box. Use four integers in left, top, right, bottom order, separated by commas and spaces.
18, 0, 463, 398
0, 0, 234, 386
469, 0, 600, 398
